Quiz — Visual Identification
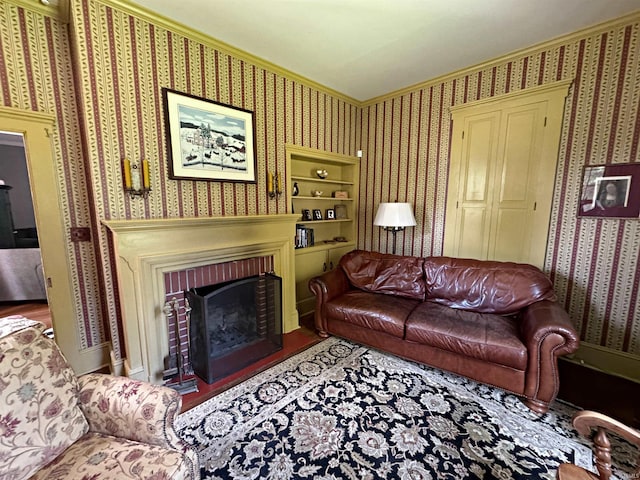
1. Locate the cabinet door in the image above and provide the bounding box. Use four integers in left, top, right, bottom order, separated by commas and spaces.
327, 245, 354, 271
444, 82, 569, 269
448, 111, 501, 261
489, 102, 546, 263
294, 249, 328, 317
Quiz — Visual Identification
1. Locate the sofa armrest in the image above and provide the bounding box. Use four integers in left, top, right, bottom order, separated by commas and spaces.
309, 267, 351, 336
77, 373, 188, 450
519, 300, 579, 405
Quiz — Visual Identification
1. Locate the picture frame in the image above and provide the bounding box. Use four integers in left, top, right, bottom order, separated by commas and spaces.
578, 163, 640, 218
312, 209, 323, 221
326, 208, 335, 220
301, 209, 312, 221
334, 204, 348, 220
163, 88, 257, 183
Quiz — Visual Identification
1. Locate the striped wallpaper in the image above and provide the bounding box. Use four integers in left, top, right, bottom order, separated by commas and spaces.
68, 0, 360, 360
1, 0, 638, 365
0, 1, 105, 349
359, 21, 640, 354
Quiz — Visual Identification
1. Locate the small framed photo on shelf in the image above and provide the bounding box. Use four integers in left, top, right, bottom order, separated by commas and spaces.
326, 208, 335, 220
312, 209, 323, 221
301, 209, 312, 221
334, 204, 348, 220
333, 191, 349, 199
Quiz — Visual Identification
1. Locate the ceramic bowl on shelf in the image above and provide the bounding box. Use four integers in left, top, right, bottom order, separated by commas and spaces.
311, 190, 323, 197
316, 169, 328, 179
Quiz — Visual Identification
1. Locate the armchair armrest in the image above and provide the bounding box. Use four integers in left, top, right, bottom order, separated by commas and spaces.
519, 300, 580, 407
309, 267, 351, 336
77, 373, 187, 451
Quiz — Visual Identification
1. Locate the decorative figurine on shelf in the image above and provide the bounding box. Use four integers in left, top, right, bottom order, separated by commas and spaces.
292, 182, 299, 196
316, 169, 328, 179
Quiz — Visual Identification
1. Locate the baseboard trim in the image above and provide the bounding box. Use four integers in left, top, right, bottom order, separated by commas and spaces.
109, 350, 125, 376
562, 342, 640, 383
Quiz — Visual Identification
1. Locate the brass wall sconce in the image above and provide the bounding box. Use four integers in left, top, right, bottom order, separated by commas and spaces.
268, 171, 282, 199
123, 158, 151, 198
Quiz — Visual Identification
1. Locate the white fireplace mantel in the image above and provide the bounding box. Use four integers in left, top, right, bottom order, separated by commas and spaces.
102, 214, 299, 384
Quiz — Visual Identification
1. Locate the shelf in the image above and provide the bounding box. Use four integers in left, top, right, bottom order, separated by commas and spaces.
296, 219, 352, 224
293, 196, 353, 201
286, 144, 359, 319
295, 241, 355, 255
291, 175, 353, 186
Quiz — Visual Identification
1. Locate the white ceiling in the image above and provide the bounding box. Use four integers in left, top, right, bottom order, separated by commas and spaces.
97, 1, 640, 100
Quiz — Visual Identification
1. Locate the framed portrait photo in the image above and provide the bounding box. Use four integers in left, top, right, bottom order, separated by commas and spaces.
163, 88, 257, 183
578, 163, 640, 218
326, 208, 335, 220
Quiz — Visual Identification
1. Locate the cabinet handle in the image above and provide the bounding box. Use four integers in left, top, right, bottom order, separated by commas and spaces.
323, 262, 327, 272
329, 261, 334, 270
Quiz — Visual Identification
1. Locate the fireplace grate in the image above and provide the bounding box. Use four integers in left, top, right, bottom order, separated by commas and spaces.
186, 273, 283, 384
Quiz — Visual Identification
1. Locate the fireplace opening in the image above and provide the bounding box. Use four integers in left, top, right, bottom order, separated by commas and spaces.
186, 273, 283, 384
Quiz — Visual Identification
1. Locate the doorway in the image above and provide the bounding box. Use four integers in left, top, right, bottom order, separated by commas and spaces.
0, 132, 53, 333
0, 105, 98, 372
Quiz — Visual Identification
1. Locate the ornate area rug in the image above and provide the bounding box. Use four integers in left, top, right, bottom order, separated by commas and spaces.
176, 338, 627, 480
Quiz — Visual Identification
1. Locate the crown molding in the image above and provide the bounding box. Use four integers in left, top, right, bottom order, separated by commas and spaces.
8, 1, 640, 110
362, 9, 640, 106
94, 0, 360, 107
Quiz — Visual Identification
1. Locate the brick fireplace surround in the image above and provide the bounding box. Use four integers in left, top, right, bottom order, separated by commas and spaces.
103, 215, 298, 384
164, 255, 275, 369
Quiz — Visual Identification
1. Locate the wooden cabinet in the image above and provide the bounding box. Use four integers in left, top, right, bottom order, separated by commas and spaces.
444, 81, 570, 269
285, 144, 359, 318
0, 185, 16, 248
294, 244, 354, 317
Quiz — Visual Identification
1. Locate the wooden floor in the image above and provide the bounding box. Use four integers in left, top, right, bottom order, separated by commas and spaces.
558, 358, 640, 428
0, 301, 52, 329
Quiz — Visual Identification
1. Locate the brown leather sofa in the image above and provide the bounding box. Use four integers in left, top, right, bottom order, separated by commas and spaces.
309, 250, 579, 414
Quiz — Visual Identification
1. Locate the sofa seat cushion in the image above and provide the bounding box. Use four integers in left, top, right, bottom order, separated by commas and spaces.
339, 250, 426, 300
424, 256, 557, 314
325, 291, 419, 338
0, 323, 89, 480
405, 302, 527, 370
30, 432, 193, 480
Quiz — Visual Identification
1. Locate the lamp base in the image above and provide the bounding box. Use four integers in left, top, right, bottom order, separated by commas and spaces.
383, 227, 405, 255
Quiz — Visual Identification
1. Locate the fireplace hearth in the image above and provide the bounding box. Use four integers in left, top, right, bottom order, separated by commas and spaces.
186, 273, 283, 384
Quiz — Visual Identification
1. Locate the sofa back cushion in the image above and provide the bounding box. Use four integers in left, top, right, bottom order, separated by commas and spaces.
0, 320, 89, 480
339, 250, 426, 300
423, 257, 557, 314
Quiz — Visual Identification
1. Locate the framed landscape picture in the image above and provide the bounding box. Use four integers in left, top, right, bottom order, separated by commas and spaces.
578, 163, 640, 218
163, 88, 257, 183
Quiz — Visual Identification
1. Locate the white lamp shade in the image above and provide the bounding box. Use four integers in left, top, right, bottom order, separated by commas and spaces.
373, 202, 417, 228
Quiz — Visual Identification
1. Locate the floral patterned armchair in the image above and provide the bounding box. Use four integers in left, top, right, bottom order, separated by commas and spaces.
0, 316, 200, 480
